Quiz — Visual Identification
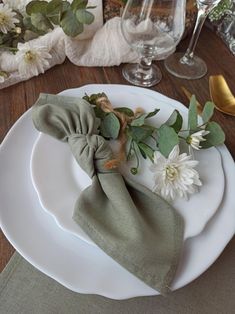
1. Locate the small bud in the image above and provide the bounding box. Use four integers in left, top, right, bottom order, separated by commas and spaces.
0, 71, 8, 78
131, 167, 138, 175
15, 27, 22, 34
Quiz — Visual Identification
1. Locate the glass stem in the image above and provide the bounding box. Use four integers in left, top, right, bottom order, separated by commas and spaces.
137, 56, 153, 78
181, 3, 216, 65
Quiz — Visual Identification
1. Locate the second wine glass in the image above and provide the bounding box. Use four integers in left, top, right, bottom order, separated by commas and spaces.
164, 0, 222, 79
121, 0, 186, 87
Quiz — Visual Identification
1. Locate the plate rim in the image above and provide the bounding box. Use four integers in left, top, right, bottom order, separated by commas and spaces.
0, 84, 234, 300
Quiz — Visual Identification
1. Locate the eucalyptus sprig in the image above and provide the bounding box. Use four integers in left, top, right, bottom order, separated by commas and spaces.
0, 0, 96, 52
26, 0, 95, 37
83, 93, 225, 174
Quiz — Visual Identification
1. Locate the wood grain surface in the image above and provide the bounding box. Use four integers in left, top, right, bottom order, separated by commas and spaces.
0, 27, 234, 272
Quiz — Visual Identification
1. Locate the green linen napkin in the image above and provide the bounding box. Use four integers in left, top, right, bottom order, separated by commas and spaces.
32, 93, 184, 295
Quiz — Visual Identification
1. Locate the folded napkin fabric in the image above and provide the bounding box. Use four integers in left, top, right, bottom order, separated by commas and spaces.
32, 94, 184, 295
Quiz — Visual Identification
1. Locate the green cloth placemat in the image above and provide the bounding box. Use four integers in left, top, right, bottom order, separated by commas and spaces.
0, 238, 234, 314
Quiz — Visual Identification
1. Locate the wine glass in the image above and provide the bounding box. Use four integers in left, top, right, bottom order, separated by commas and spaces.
164, 0, 222, 79
121, 0, 186, 87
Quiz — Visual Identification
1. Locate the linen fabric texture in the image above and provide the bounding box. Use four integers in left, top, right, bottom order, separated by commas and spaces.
32, 93, 184, 294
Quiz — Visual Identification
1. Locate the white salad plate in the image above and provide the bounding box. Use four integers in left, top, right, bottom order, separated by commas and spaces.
0, 85, 234, 300
30, 85, 225, 242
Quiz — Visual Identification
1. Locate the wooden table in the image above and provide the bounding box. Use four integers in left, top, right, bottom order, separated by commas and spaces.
0, 27, 235, 273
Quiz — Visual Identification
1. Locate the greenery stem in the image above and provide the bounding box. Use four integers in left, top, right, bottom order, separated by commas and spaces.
127, 140, 133, 160
0, 46, 18, 52
133, 142, 140, 170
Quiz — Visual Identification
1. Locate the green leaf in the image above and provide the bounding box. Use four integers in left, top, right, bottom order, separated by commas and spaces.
114, 107, 134, 117
127, 126, 153, 143
165, 110, 183, 133
100, 113, 120, 139
141, 124, 156, 131
71, 0, 88, 10
138, 145, 147, 159
145, 108, 160, 119
46, 0, 63, 25
158, 125, 179, 157
60, 9, 83, 36
93, 106, 106, 119
188, 95, 198, 132
23, 16, 46, 35
26, 1, 48, 15
62, 1, 70, 12
138, 142, 154, 161
201, 101, 215, 123
131, 114, 146, 126
31, 13, 53, 32
200, 122, 225, 148
82, 93, 106, 105
86, 5, 97, 9
76, 9, 94, 24
131, 108, 159, 126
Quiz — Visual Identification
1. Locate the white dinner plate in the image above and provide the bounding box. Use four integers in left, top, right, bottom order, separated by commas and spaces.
0, 85, 234, 300
30, 85, 224, 242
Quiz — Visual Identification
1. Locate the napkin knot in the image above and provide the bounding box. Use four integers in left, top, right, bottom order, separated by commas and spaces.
68, 133, 114, 177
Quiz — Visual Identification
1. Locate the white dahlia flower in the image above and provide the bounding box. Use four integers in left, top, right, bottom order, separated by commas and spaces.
16, 42, 52, 78
0, 4, 19, 34
150, 145, 202, 201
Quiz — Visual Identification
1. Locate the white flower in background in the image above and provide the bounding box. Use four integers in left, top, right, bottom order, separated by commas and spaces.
150, 145, 202, 201
0, 4, 19, 34
187, 130, 210, 150
16, 42, 52, 78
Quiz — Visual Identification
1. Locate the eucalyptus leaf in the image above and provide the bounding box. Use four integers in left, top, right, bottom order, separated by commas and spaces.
138, 145, 147, 159
142, 124, 156, 131
138, 142, 154, 161
200, 122, 225, 148
127, 126, 153, 143
71, 0, 88, 10
202, 101, 215, 123
100, 113, 120, 139
131, 109, 159, 127
46, 0, 63, 25
76, 9, 94, 25
93, 106, 106, 119
158, 125, 179, 157
188, 95, 198, 132
60, 9, 84, 36
23, 16, 46, 35
86, 5, 97, 9
114, 107, 134, 117
146, 108, 160, 119
131, 115, 146, 127
165, 110, 183, 133
31, 13, 53, 32
26, 0, 48, 15
83, 93, 106, 106
62, 1, 70, 12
